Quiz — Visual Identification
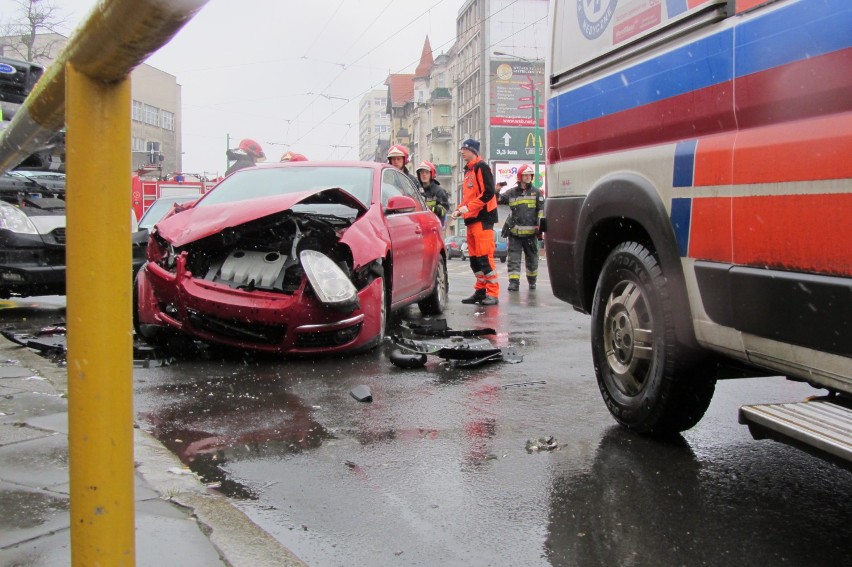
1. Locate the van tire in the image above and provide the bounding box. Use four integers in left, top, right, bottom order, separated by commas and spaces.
591, 242, 715, 435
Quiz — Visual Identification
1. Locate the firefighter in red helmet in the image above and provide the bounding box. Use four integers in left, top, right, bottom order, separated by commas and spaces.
501, 163, 545, 291
280, 151, 308, 162
387, 144, 418, 186
415, 160, 450, 225
226, 138, 266, 176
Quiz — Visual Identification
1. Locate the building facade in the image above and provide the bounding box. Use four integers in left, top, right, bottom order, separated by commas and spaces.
357, 89, 391, 161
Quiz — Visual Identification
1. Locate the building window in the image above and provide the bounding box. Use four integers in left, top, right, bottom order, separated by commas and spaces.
132, 137, 146, 152
132, 100, 143, 122
161, 110, 175, 131
144, 104, 159, 126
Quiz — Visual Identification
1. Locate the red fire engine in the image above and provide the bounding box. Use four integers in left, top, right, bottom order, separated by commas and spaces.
131, 171, 219, 221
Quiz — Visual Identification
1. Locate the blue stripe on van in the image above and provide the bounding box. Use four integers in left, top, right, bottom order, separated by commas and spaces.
673, 140, 697, 187
735, 0, 851, 77
547, 30, 732, 132
547, 0, 851, 133
670, 198, 692, 257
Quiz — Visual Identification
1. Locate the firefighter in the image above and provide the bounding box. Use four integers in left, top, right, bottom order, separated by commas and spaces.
451, 138, 499, 305
280, 151, 308, 162
501, 164, 544, 290
225, 138, 265, 176
387, 144, 418, 186
415, 160, 450, 225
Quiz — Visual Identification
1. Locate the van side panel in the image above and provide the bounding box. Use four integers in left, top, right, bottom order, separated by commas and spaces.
546, 0, 851, 387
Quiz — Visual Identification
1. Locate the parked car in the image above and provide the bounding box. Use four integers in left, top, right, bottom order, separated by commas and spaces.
445, 235, 466, 259
137, 195, 199, 232
135, 161, 448, 355
459, 233, 507, 263
495, 232, 508, 263
0, 171, 148, 298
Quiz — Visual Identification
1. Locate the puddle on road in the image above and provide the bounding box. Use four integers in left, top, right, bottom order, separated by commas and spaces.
139, 377, 334, 499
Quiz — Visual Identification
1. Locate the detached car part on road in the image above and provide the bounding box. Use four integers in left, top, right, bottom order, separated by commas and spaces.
135, 162, 448, 355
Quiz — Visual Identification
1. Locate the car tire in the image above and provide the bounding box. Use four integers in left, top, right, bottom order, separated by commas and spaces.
418, 255, 448, 316
133, 267, 170, 345
591, 241, 715, 435
500, 256, 506, 263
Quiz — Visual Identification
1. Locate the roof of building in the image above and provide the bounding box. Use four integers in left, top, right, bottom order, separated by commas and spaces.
385, 74, 415, 109
414, 36, 434, 78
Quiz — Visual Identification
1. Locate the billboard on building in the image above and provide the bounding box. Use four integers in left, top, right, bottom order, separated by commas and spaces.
492, 160, 547, 195
487, 0, 548, 162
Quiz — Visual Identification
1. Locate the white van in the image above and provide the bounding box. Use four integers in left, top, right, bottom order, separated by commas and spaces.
545, 0, 851, 464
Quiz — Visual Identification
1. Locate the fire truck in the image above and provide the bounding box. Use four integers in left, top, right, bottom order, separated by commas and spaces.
545, 0, 850, 465
131, 171, 218, 222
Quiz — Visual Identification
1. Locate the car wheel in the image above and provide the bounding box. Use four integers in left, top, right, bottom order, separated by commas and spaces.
133, 267, 170, 345
591, 241, 715, 435
500, 256, 506, 263
378, 276, 388, 339
418, 255, 448, 315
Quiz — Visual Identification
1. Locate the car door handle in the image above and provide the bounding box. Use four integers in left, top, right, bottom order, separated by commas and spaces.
414, 226, 423, 235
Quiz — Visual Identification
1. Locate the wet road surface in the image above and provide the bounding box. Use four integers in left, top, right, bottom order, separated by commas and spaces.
3, 261, 850, 566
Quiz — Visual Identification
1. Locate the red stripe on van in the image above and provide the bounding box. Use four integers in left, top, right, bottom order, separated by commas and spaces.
694, 112, 852, 186
689, 194, 852, 275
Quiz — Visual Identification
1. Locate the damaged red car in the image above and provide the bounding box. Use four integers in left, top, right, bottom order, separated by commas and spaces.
135, 161, 448, 354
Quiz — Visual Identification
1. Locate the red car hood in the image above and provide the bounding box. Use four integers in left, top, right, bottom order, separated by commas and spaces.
155, 188, 368, 247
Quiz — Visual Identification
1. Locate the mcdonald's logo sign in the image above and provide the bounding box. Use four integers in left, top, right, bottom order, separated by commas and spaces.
524, 132, 543, 148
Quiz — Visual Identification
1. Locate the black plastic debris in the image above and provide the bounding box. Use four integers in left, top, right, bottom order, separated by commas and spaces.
389, 321, 523, 369
350, 385, 372, 402
389, 349, 427, 369
525, 436, 559, 452
401, 319, 496, 339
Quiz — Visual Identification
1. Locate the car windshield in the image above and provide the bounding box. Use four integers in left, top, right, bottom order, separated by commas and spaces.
138, 196, 197, 230
197, 167, 374, 210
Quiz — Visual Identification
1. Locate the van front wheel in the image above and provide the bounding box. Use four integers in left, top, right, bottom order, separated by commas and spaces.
590, 242, 715, 435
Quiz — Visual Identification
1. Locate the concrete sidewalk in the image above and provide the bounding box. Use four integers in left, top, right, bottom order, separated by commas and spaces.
0, 336, 307, 567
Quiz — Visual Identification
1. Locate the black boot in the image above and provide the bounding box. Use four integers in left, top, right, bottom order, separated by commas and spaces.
479, 295, 499, 306
528, 279, 536, 290
508, 280, 519, 292
461, 289, 486, 304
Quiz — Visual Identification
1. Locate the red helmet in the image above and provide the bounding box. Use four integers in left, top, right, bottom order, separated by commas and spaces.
415, 160, 436, 178
386, 144, 410, 163
280, 152, 308, 162
238, 138, 265, 160
517, 163, 534, 182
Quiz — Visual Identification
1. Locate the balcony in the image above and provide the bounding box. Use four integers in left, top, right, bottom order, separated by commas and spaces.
431, 126, 452, 140
431, 87, 452, 101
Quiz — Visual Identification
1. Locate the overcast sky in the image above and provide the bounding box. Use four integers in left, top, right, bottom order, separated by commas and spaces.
1, 0, 467, 175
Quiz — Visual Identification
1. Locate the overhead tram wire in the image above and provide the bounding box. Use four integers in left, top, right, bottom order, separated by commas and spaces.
288, 0, 452, 126
288, 0, 526, 148
290, 10, 545, 150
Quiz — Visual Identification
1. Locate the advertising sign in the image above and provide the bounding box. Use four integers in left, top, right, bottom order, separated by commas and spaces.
489, 60, 545, 128
490, 127, 544, 160
492, 161, 547, 195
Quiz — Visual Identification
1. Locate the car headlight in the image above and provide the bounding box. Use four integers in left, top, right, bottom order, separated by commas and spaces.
0, 202, 38, 234
299, 250, 358, 307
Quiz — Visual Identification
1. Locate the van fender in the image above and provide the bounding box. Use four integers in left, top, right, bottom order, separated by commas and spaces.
575, 173, 697, 349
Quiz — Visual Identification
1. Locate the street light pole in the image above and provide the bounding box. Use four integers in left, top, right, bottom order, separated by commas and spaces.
493, 51, 543, 188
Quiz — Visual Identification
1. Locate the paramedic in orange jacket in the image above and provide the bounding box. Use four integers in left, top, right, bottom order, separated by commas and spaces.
451, 138, 500, 305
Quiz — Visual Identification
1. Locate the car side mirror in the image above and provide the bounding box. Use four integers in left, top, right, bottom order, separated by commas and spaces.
385, 195, 417, 214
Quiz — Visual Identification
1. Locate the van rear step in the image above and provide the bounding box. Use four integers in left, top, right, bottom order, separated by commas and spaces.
739, 398, 852, 470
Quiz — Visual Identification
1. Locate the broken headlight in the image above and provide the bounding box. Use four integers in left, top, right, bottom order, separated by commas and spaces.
299, 249, 357, 307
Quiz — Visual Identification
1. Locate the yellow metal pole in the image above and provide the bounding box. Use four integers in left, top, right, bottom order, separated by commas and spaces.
66, 62, 135, 565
